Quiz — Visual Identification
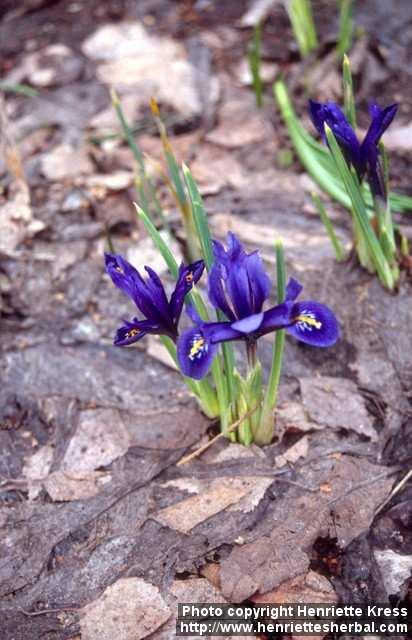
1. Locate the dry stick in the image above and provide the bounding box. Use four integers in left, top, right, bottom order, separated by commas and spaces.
21, 607, 79, 617
176, 405, 261, 467
374, 467, 412, 516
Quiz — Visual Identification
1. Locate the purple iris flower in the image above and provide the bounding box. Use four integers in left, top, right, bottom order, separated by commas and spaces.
105, 253, 204, 346
177, 234, 339, 380
309, 99, 398, 200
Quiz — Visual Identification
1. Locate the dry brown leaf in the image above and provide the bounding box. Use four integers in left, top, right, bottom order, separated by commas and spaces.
300, 377, 378, 441
251, 569, 336, 607
22, 445, 54, 500
44, 470, 111, 502
276, 402, 320, 436
200, 563, 221, 590
41, 143, 94, 181
275, 435, 309, 468
153, 477, 271, 534
374, 549, 412, 597
83, 22, 218, 119
62, 408, 130, 476
80, 577, 171, 640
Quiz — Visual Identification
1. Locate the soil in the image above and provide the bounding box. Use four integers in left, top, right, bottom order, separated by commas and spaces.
0, 1, 411, 639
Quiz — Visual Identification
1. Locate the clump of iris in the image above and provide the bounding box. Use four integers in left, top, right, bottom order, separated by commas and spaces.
105, 233, 339, 446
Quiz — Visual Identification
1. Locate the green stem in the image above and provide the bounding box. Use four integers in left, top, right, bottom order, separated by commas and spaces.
254, 241, 286, 445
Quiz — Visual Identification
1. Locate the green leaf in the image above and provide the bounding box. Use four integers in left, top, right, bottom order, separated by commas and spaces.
248, 23, 263, 108
182, 163, 214, 270
285, 0, 318, 57
342, 54, 356, 127
337, 0, 354, 59
0, 82, 38, 97
325, 125, 396, 289
311, 192, 346, 262
135, 204, 179, 278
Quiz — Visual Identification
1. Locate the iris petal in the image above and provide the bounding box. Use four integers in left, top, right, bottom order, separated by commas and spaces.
114, 318, 159, 346
231, 312, 264, 334
309, 100, 363, 174
363, 103, 398, 148
208, 264, 236, 320
245, 252, 271, 312
285, 277, 303, 302
169, 260, 205, 322
287, 301, 339, 347
177, 327, 218, 380
105, 253, 140, 302
361, 102, 398, 199
258, 302, 294, 336
226, 260, 253, 319
144, 266, 171, 320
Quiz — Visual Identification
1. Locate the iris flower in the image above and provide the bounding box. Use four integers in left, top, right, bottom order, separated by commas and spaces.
105, 253, 204, 345
177, 233, 339, 379
309, 99, 398, 200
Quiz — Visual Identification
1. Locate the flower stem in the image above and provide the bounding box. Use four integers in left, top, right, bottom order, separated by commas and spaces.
246, 340, 257, 368
254, 240, 286, 445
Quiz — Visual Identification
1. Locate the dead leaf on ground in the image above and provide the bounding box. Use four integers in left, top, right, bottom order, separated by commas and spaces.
276, 402, 320, 437
205, 92, 270, 148
220, 492, 328, 602
0, 95, 44, 254
83, 22, 218, 120
373, 549, 412, 598
5, 43, 83, 88
153, 476, 272, 534
62, 408, 130, 476
22, 444, 54, 500
40, 143, 94, 181
300, 377, 378, 441
44, 470, 111, 502
275, 435, 309, 468
80, 577, 171, 640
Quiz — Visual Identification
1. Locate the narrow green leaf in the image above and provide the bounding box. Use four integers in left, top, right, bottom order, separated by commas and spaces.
286, 0, 317, 57
112, 90, 164, 221
182, 163, 214, 270
0, 82, 38, 97
248, 23, 263, 108
337, 0, 354, 59
342, 54, 356, 128
135, 204, 179, 278
311, 192, 346, 261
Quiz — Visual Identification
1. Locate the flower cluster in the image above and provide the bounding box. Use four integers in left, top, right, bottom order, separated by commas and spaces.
309, 99, 398, 200
106, 233, 339, 380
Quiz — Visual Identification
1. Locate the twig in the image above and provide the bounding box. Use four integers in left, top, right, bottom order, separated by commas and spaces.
21, 606, 79, 617
374, 467, 412, 516
176, 405, 260, 466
